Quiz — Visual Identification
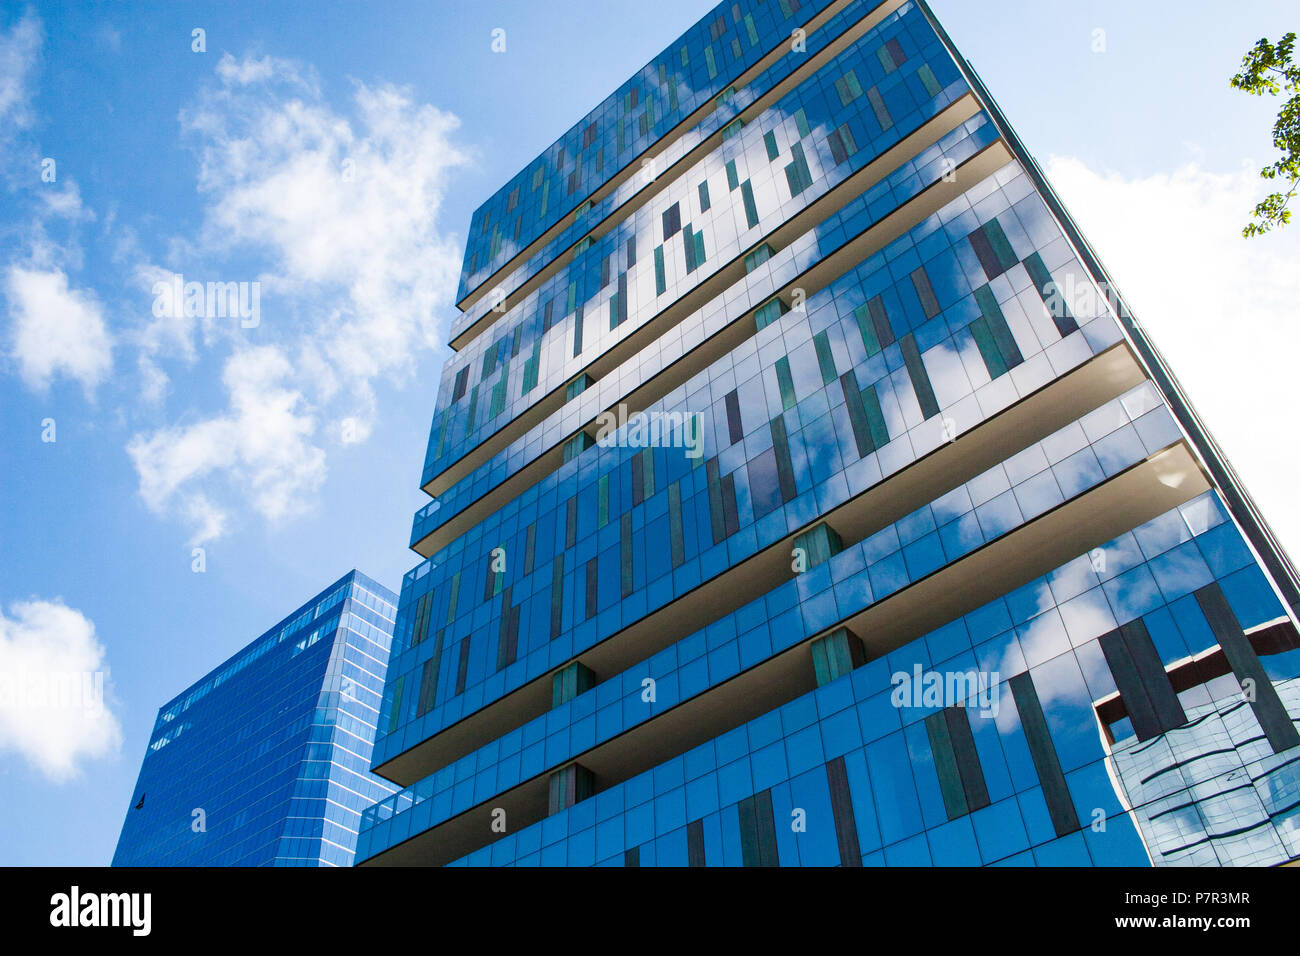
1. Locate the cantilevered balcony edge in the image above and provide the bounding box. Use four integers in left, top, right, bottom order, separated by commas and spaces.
425, 93, 982, 501
414, 137, 1012, 557
378, 342, 1147, 787
360, 442, 1209, 865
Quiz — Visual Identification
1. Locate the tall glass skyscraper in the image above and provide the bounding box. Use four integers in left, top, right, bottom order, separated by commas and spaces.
358, 0, 1300, 866
113, 571, 400, 867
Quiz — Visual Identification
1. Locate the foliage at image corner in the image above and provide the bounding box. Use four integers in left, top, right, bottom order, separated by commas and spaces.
1231, 31, 1299, 238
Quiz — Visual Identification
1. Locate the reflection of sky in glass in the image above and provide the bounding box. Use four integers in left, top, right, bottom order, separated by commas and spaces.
1111, 680, 1300, 866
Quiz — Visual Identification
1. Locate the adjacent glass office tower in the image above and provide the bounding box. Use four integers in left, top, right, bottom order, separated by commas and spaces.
113, 571, 399, 866
358, 0, 1300, 866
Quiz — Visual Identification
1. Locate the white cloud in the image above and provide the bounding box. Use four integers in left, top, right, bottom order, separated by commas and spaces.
0, 12, 40, 132
182, 55, 466, 392
129, 52, 467, 542
0, 598, 122, 782
134, 261, 199, 362
137, 354, 169, 406
127, 345, 326, 544
39, 180, 94, 221
0, 16, 112, 400
182, 493, 227, 546
212, 52, 289, 88
1043, 155, 1300, 561
5, 264, 113, 394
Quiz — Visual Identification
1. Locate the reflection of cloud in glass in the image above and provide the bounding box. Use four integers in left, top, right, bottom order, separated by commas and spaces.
1102, 564, 1163, 625
1047, 554, 1099, 604
1057, 587, 1118, 648
1108, 681, 1300, 866
990, 588, 1113, 737
1051, 446, 1105, 499
1133, 508, 1193, 560
1015, 608, 1069, 669
1146, 542, 1213, 602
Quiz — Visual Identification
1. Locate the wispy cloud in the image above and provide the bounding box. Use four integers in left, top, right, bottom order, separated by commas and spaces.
0, 11, 40, 134
1, 15, 112, 397
128, 345, 325, 545
128, 52, 468, 543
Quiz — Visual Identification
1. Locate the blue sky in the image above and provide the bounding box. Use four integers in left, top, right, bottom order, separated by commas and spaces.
0, 0, 1296, 866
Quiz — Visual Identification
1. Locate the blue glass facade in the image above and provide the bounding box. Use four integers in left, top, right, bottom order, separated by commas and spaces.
113, 571, 400, 867
455, 0, 852, 306
360, 0, 1300, 867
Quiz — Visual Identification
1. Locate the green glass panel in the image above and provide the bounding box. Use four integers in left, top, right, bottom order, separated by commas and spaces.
775, 357, 797, 410
813, 330, 837, 384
